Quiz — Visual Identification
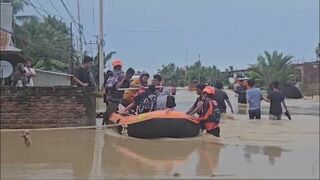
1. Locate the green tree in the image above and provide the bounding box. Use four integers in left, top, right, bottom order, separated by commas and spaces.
92, 51, 117, 84
4, 1, 73, 72
158, 60, 222, 87
15, 16, 71, 72
158, 63, 181, 86
248, 51, 295, 88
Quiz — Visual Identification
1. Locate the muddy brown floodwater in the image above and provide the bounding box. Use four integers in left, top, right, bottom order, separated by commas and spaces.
1, 89, 319, 179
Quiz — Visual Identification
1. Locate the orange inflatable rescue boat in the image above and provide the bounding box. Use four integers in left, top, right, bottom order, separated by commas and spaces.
108, 111, 200, 139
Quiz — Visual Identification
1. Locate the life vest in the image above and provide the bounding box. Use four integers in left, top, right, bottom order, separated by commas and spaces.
197, 99, 221, 131
105, 70, 125, 90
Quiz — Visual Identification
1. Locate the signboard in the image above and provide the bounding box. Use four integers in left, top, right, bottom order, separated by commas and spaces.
0, 60, 13, 78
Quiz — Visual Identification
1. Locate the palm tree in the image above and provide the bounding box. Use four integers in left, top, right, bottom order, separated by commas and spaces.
248, 51, 295, 88
15, 16, 71, 72
92, 51, 117, 84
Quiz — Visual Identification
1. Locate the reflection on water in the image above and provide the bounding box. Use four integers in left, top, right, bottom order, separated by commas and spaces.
0, 129, 222, 179
1, 89, 319, 179
243, 145, 290, 165
1, 128, 319, 179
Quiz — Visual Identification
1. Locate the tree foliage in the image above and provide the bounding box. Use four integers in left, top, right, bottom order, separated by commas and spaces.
248, 51, 295, 88
14, 16, 71, 72
158, 61, 222, 87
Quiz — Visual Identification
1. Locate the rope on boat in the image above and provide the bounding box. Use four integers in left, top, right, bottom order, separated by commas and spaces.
1, 123, 127, 148
0, 123, 125, 132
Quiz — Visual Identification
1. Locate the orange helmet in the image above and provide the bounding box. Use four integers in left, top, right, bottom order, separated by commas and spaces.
112, 59, 123, 67
202, 86, 215, 95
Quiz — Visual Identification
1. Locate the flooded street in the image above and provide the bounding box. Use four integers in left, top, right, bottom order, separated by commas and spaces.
1, 90, 319, 179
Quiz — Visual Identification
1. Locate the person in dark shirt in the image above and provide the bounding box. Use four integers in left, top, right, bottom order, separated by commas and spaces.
266, 81, 290, 120
214, 80, 234, 114
235, 79, 247, 104
186, 83, 207, 115
125, 85, 157, 114
73, 56, 96, 87
186, 83, 207, 132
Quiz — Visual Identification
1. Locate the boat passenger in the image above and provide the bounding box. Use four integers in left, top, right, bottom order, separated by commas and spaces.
102, 59, 126, 125
125, 85, 157, 114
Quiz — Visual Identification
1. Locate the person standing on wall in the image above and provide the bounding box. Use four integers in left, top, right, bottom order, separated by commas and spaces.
73, 56, 96, 87
24, 58, 37, 87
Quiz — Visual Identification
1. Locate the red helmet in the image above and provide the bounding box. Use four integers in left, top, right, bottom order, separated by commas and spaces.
202, 86, 215, 95
112, 59, 123, 67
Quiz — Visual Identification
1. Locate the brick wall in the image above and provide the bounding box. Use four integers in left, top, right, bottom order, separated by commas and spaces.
302, 62, 319, 96
0, 86, 96, 129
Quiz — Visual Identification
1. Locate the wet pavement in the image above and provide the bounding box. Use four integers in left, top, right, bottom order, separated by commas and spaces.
1, 89, 319, 179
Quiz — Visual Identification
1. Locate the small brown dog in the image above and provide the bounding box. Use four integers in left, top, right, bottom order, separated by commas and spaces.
21, 130, 32, 147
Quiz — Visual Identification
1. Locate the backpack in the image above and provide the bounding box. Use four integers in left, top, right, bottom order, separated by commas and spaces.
105, 71, 124, 90
137, 94, 157, 114
208, 100, 221, 123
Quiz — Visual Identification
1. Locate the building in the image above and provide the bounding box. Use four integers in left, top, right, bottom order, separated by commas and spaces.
294, 61, 319, 96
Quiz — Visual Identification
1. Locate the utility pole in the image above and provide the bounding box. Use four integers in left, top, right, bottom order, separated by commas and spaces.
198, 54, 201, 83
185, 48, 188, 86
85, 41, 97, 58
69, 22, 74, 74
98, 0, 104, 90
77, 0, 83, 63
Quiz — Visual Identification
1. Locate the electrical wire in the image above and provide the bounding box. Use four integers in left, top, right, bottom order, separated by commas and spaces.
48, 0, 63, 18
25, 0, 44, 18
34, 0, 49, 16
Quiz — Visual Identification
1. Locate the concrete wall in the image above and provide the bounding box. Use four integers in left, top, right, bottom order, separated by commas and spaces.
0, 86, 96, 129
33, 69, 73, 87
301, 62, 319, 96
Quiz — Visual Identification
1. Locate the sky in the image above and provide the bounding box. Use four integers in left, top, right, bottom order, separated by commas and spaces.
21, 0, 319, 74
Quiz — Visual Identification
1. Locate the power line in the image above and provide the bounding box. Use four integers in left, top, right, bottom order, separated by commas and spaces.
59, 0, 96, 38
109, 0, 115, 25
24, 0, 96, 39
48, 0, 63, 18
91, 0, 96, 32
60, 0, 79, 29
25, 0, 45, 18
34, 0, 49, 16
22, 0, 66, 22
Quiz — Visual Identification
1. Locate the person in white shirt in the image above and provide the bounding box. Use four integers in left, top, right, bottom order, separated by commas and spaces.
24, 59, 37, 86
